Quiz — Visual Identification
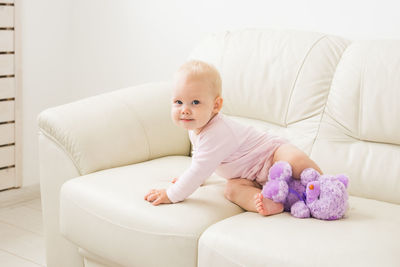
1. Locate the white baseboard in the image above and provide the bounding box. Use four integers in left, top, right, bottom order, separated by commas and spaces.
0, 183, 40, 208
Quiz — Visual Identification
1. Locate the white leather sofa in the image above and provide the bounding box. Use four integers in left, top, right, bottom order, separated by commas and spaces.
38, 29, 400, 267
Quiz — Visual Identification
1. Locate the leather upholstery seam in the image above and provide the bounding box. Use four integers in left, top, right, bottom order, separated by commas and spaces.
199, 240, 245, 267
358, 53, 367, 140
284, 34, 328, 127
310, 38, 351, 156
112, 93, 152, 161
39, 129, 82, 175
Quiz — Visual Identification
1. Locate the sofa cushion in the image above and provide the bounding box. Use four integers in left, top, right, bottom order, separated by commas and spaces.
59, 156, 243, 267
198, 196, 400, 267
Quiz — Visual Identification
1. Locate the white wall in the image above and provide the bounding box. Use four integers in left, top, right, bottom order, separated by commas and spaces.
21, 0, 73, 186
21, 0, 400, 186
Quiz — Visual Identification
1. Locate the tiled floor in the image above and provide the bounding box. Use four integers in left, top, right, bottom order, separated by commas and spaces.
0, 186, 46, 267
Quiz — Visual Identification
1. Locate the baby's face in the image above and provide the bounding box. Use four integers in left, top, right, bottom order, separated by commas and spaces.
171, 74, 222, 134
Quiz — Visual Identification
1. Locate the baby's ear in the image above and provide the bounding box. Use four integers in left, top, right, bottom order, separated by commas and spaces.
214, 96, 223, 112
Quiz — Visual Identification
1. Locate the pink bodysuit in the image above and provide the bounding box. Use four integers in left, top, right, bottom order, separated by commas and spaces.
166, 113, 288, 203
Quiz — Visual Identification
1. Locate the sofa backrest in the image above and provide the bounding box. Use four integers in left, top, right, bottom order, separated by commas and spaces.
311, 40, 400, 204
190, 29, 400, 204
189, 29, 349, 154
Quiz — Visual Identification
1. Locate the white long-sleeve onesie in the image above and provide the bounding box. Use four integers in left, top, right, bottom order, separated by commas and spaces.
166, 113, 287, 203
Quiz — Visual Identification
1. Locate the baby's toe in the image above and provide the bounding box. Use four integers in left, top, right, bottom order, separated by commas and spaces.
255, 193, 269, 216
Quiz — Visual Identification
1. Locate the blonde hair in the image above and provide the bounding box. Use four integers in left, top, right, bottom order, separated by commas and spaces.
175, 60, 222, 97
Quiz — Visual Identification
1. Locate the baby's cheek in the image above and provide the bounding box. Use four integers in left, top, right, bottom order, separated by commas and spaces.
171, 110, 179, 121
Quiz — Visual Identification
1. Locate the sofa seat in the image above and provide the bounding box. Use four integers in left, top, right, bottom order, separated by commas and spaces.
59, 156, 244, 267
198, 196, 400, 267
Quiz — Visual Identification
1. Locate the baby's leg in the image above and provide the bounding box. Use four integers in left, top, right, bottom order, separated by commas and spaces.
224, 178, 284, 216
273, 144, 323, 178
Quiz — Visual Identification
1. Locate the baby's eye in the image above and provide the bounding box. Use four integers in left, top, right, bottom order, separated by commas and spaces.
192, 100, 200, 105
174, 100, 183, 104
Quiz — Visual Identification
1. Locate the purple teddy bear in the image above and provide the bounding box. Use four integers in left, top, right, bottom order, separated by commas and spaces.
261, 161, 349, 220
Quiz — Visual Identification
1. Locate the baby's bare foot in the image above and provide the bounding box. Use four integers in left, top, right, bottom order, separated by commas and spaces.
254, 193, 269, 216
254, 193, 284, 216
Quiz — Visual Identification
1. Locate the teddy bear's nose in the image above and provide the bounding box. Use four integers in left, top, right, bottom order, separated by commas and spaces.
309, 184, 314, 190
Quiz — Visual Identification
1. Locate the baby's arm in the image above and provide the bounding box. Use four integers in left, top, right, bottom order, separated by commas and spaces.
167, 131, 240, 203
144, 143, 234, 205
145, 119, 239, 205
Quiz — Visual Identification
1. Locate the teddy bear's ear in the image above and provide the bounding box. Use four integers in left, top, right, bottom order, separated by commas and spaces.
336, 174, 349, 188
300, 168, 320, 186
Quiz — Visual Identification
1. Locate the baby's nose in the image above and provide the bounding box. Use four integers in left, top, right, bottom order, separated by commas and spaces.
181, 106, 191, 114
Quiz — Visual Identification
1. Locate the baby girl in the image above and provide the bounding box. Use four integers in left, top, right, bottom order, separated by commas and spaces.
144, 60, 322, 216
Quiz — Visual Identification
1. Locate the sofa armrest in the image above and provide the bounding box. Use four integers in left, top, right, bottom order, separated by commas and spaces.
38, 82, 190, 176
38, 82, 190, 267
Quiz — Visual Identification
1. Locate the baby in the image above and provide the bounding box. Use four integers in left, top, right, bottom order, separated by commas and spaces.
144, 60, 323, 216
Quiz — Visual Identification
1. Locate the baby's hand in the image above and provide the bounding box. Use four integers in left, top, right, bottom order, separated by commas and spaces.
144, 189, 172, 206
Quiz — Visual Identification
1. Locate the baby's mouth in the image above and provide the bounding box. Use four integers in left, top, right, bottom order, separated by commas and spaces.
180, 118, 194, 122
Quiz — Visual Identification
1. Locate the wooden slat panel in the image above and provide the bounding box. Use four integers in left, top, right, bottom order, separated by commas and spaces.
0, 6, 14, 28
0, 145, 14, 167
0, 0, 16, 190
0, 30, 13, 51
0, 123, 14, 145
0, 77, 14, 98
0, 54, 13, 75
0, 167, 15, 190
0, 100, 14, 122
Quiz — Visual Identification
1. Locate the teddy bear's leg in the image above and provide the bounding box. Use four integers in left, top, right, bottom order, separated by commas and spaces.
261, 161, 292, 202
268, 161, 292, 182
290, 201, 311, 218
261, 180, 289, 203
